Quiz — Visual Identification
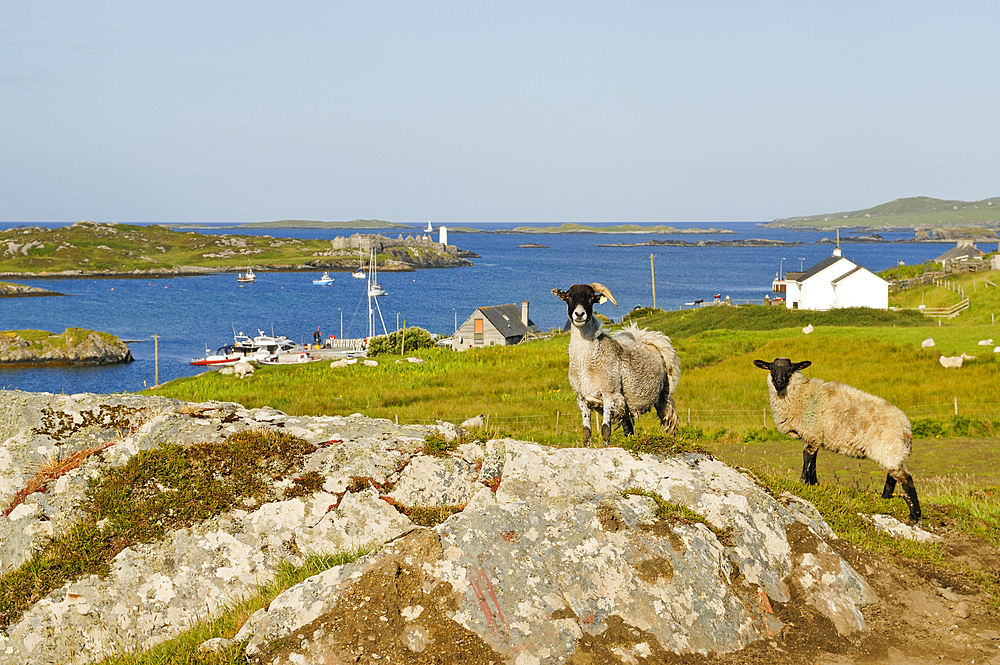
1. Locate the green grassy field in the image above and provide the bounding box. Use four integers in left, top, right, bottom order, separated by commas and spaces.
148, 271, 1000, 492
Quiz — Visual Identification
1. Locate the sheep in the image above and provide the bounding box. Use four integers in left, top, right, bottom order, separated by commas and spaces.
552, 283, 680, 447
753, 357, 920, 523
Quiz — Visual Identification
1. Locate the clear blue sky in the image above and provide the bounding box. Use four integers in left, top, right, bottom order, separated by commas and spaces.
2, 2, 999, 223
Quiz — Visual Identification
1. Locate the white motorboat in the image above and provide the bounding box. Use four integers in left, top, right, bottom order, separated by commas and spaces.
312, 271, 334, 285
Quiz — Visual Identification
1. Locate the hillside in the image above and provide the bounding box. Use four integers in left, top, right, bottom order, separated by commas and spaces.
768, 196, 1000, 230
0, 221, 469, 276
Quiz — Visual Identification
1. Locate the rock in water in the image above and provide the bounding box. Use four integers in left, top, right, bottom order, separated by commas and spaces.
0, 328, 132, 366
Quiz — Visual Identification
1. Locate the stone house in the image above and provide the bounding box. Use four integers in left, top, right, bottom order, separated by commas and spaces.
452, 301, 540, 351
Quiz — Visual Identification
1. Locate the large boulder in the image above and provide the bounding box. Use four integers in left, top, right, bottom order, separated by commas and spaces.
0, 391, 877, 664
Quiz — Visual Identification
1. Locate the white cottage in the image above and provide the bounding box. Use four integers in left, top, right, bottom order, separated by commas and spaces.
783, 248, 888, 311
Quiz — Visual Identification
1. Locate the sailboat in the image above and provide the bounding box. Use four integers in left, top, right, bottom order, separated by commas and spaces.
367, 247, 387, 297
425, 220, 433, 233
352, 242, 365, 279
366, 247, 388, 341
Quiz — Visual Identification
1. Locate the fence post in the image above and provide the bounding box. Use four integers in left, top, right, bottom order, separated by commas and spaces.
763, 408, 767, 428
687, 407, 691, 424
556, 411, 560, 435
954, 396, 958, 416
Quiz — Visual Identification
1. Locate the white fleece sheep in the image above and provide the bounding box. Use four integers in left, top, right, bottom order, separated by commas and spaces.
753, 357, 920, 523
553, 283, 680, 446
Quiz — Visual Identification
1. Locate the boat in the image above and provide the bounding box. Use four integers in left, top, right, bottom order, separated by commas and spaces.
190, 344, 244, 366
352, 244, 366, 279
237, 265, 256, 283
366, 247, 388, 339
312, 271, 334, 285
425, 220, 433, 233
259, 351, 321, 365
367, 247, 387, 297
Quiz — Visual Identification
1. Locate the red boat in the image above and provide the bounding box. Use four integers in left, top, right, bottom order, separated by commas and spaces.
190, 345, 244, 366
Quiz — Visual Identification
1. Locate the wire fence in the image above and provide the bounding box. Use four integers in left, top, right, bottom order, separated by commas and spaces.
395, 400, 1000, 432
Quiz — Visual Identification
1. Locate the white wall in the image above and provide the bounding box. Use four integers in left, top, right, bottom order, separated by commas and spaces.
834, 270, 888, 309
785, 258, 887, 310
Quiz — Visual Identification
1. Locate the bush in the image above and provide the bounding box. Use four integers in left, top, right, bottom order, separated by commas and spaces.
366, 327, 435, 357
912, 418, 945, 438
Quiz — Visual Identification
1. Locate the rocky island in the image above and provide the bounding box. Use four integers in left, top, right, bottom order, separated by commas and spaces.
0, 282, 62, 297
0, 221, 474, 278
599, 238, 803, 248
0, 328, 133, 366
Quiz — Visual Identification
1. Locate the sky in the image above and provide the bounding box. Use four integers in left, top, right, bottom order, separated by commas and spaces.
2, 2, 999, 224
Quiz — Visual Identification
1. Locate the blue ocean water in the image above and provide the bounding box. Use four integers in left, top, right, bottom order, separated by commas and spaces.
0, 221, 951, 394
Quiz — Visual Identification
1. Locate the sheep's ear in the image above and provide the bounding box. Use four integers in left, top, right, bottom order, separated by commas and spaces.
793, 360, 812, 371
589, 282, 618, 306
753, 359, 771, 370
552, 289, 569, 301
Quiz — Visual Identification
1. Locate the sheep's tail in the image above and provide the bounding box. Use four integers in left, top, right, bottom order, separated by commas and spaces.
621, 323, 681, 434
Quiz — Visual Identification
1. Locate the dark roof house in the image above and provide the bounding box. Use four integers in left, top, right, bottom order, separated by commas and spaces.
452, 301, 541, 351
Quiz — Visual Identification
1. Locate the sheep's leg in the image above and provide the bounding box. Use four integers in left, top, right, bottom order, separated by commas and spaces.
800, 447, 819, 485
621, 405, 635, 437
881, 474, 897, 499
578, 397, 592, 447
601, 394, 626, 446
888, 467, 921, 524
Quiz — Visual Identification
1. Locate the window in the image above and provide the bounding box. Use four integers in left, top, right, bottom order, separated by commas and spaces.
474, 318, 483, 343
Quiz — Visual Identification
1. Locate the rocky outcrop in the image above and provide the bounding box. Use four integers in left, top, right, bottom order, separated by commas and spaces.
0, 283, 62, 297
0, 329, 133, 366
0, 391, 897, 664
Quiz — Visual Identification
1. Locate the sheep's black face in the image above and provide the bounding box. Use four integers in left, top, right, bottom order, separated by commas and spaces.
552, 284, 600, 328
753, 357, 811, 392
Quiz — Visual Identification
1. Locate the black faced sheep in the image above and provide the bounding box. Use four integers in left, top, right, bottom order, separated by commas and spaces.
552, 283, 680, 447
753, 357, 920, 523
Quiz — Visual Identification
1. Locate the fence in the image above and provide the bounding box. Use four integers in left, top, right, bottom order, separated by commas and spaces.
901, 279, 971, 319
392, 400, 1000, 435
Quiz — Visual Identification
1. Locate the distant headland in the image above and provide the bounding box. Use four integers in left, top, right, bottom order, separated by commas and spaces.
767, 196, 1000, 234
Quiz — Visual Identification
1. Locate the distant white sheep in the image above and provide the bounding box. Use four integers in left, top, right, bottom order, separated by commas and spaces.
753, 357, 920, 523
552, 283, 680, 446
802, 324, 814, 335
920, 338, 935, 348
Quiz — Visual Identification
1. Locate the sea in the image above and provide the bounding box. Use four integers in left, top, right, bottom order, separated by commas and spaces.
0, 221, 954, 395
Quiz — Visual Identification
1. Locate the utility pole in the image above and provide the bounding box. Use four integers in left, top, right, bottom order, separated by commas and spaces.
150, 334, 160, 387
650, 254, 657, 310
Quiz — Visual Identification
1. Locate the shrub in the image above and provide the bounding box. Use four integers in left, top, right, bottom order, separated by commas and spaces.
366, 327, 435, 357
912, 418, 946, 438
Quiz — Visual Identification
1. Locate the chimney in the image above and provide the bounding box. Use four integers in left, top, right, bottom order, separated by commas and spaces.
521, 300, 529, 328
